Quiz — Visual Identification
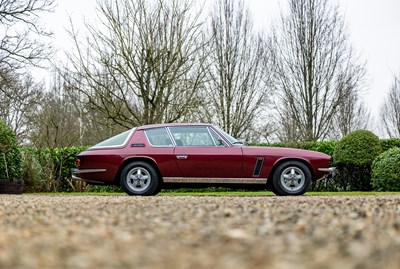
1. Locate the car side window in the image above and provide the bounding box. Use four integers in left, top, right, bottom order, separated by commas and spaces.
169, 126, 215, 147
144, 128, 173, 147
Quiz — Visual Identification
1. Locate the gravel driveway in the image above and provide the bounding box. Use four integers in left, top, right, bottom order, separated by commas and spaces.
1, 194, 399, 269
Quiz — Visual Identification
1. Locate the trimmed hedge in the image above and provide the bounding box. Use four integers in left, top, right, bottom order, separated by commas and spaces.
371, 148, 400, 191
333, 130, 381, 166
333, 130, 382, 191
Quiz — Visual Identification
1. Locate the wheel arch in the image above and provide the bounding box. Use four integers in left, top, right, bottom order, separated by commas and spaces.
114, 157, 163, 185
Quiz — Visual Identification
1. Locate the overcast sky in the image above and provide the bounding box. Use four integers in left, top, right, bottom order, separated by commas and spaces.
41, 0, 400, 133
247, 0, 400, 122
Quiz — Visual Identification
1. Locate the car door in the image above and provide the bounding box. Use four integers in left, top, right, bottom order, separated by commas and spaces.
169, 126, 243, 178
142, 127, 181, 177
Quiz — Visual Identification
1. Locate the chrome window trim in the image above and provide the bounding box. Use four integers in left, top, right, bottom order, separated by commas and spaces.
208, 127, 230, 147
165, 127, 177, 147
206, 127, 217, 146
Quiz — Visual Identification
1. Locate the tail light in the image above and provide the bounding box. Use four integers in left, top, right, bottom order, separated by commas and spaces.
75, 159, 81, 167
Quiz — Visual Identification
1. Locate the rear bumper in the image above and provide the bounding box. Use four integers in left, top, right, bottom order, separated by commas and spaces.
71, 168, 107, 185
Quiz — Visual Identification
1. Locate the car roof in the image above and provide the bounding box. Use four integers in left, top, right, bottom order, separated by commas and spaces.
136, 123, 212, 130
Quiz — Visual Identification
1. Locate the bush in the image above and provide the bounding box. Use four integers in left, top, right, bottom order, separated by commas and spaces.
0, 120, 22, 179
302, 141, 337, 157
333, 130, 381, 165
21, 146, 89, 192
21, 146, 122, 193
371, 148, 400, 191
380, 138, 400, 152
333, 130, 381, 191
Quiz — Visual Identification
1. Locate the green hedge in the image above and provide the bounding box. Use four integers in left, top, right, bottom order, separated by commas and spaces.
380, 139, 400, 152
21, 146, 122, 193
254, 141, 337, 156
22, 146, 88, 192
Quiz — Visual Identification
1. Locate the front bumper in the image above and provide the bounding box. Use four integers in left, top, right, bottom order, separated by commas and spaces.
318, 167, 336, 174
317, 167, 336, 180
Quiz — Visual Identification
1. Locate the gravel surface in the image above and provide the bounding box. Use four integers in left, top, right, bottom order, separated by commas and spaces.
0, 194, 400, 269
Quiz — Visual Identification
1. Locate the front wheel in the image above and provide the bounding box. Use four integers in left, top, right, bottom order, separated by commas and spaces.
120, 162, 159, 196
272, 161, 312, 196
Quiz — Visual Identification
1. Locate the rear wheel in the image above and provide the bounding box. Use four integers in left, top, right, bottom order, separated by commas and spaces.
120, 162, 159, 196
272, 161, 311, 196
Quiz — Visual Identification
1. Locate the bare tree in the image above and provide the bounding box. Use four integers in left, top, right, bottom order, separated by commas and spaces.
27, 74, 82, 148
380, 74, 400, 138
275, 107, 302, 142
205, 0, 270, 139
0, 69, 44, 142
25, 70, 125, 148
269, 0, 366, 141
331, 90, 371, 139
0, 0, 54, 141
0, 0, 54, 70
64, 0, 207, 129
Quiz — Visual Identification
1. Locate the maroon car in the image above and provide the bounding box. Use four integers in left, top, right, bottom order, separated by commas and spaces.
72, 123, 335, 196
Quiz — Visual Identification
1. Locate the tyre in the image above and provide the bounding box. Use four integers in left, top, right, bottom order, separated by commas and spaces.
272, 161, 311, 196
120, 162, 159, 196
269, 184, 280, 196
152, 182, 163, 196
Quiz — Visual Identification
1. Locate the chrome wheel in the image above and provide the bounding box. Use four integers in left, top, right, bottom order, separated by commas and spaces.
280, 167, 306, 192
126, 167, 151, 192
272, 161, 311, 196
120, 162, 159, 196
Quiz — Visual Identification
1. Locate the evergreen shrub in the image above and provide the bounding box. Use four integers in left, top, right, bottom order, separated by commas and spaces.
0, 120, 22, 179
333, 130, 381, 191
380, 138, 400, 152
22, 146, 88, 192
371, 148, 400, 191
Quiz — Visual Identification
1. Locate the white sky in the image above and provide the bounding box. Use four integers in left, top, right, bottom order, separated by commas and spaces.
40, 0, 400, 134
248, 0, 400, 125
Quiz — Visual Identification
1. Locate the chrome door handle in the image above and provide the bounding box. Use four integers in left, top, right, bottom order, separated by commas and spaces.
176, 155, 188, 159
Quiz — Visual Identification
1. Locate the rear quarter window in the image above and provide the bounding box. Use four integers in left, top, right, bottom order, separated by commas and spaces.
145, 128, 173, 147
92, 129, 134, 148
